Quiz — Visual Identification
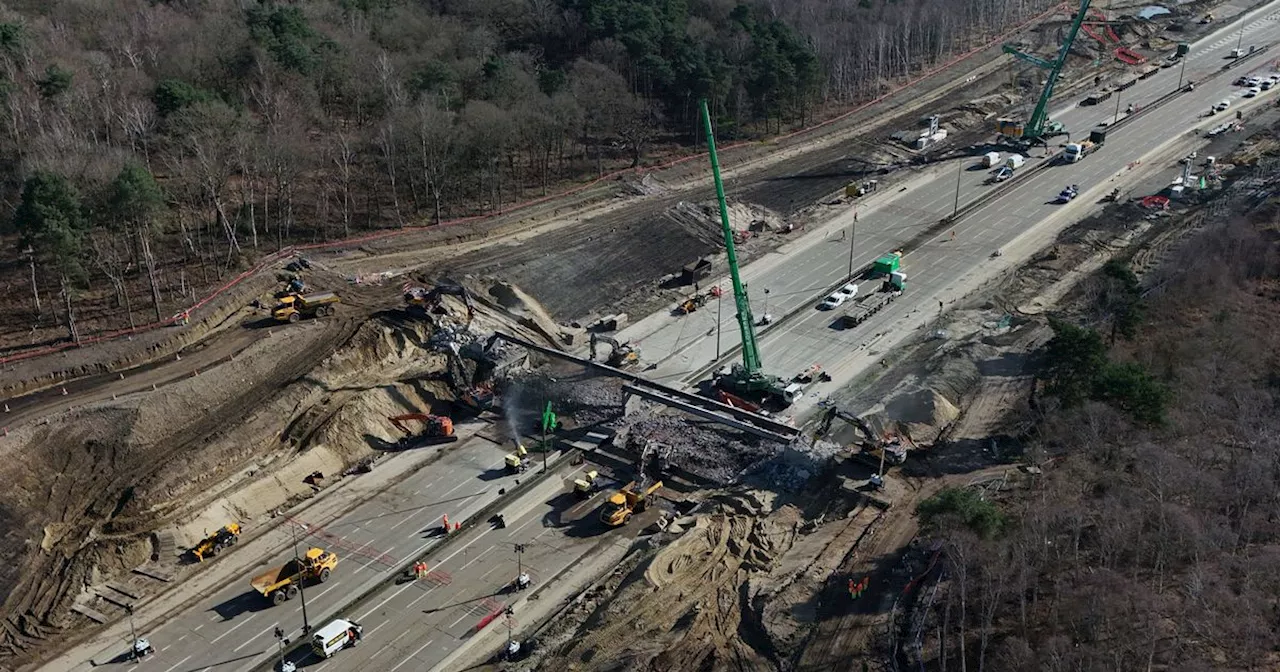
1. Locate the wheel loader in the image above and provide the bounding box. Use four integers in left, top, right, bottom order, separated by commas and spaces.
190, 523, 242, 562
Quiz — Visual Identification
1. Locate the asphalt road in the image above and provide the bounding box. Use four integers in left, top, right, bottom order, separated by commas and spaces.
76, 431, 520, 672
284, 467, 628, 672
619, 1, 1280, 415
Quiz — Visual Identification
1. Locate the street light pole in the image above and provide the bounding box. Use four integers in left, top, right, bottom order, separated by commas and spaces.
1113, 90, 1123, 125
1235, 22, 1246, 55
952, 159, 963, 218
127, 606, 139, 665
514, 543, 525, 579
846, 215, 857, 280
290, 522, 311, 635
714, 289, 722, 360
1177, 55, 1188, 91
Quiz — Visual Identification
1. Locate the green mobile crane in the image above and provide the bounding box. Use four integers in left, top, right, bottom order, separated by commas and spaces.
997, 0, 1092, 148
699, 100, 795, 406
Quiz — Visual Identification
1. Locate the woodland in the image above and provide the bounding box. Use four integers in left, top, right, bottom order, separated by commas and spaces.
918, 210, 1280, 671
0, 0, 1056, 346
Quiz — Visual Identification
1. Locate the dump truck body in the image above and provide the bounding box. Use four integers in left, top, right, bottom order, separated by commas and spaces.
251, 547, 338, 605
273, 292, 340, 323
600, 480, 662, 526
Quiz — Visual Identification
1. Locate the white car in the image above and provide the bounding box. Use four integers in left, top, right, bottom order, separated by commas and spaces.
1245, 87, 1260, 98
1246, 76, 1261, 87
819, 293, 847, 310
1214, 100, 1231, 111
835, 282, 859, 299
1263, 80, 1274, 90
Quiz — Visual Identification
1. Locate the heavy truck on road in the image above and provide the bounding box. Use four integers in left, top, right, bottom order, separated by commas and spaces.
600, 480, 663, 526
251, 547, 339, 605
273, 292, 340, 323
839, 252, 907, 328
1062, 129, 1107, 164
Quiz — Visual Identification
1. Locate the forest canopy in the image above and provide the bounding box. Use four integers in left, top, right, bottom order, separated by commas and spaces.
0, 0, 1055, 342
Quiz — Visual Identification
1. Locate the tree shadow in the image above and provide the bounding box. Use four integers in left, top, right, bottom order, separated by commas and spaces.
902, 434, 1022, 477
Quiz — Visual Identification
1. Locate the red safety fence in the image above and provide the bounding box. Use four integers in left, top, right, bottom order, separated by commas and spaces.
0, 2, 1069, 369
286, 516, 397, 568
1114, 47, 1146, 65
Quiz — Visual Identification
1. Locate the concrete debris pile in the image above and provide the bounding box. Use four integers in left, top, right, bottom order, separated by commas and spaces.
499, 369, 628, 427
620, 414, 788, 485
742, 437, 845, 491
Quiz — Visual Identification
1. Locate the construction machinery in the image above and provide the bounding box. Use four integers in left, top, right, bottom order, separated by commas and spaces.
250, 547, 338, 606
589, 333, 641, 369
816, 407, 909, 468
189, 523, 242, 562
699, 99, 795, 406
387, 413, 457, 446
505, 442, 530, 474
573, 470, 600, 499
273, 292, 340, 323
404, 283, 475, 323
600, 480, 663, 526
997, 0, 1092, 148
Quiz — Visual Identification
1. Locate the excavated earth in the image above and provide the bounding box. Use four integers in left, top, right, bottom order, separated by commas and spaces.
0, 278, 560, 667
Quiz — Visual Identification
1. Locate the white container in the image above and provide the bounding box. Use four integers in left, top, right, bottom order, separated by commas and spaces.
1005, 154, 1026, 169
982, 151, 1001, 167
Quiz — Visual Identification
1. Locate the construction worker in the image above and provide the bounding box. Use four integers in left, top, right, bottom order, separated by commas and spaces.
949, 230, 956, 242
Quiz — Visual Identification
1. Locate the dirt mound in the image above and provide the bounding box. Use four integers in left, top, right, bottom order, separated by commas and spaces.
861, 353, 980, 446
542, 505, 798, 670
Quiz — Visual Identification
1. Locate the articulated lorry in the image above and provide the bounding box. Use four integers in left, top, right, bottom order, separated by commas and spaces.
251, 547, 338, 605
273, 292, 340, 323
1063, 129, 1107, 164
600, 480, 662, 526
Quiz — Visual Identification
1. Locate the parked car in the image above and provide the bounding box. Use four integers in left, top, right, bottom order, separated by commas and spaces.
1245, 87, 1261, 98
1214, 100, 1231, 112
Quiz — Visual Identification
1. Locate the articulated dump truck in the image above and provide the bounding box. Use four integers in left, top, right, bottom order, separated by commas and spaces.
251, 547, 339, 606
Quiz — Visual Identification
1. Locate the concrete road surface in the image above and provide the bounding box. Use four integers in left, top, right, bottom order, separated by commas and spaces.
274, 469, 628, 672
67, 431, 522, 672
619, 1, 1280, 418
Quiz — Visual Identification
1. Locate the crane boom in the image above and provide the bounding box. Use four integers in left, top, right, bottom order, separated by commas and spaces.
1002, 0, 1092, 140
699, 99, 762, 375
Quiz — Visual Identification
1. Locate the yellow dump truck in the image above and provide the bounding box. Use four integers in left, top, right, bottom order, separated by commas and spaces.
190, 523, 242, 562
600, 480, 662, 526
251, 547, 338, 605
273, 292, 340, 323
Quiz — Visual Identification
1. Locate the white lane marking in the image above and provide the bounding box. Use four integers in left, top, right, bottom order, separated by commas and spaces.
371, 628, 410, 659
161, 656, 192, 672
358, 580, 419, 620
388, 638, 435, 672
209, 613, 257, 643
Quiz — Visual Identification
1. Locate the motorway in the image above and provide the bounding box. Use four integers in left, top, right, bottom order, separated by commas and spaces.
281, 469, 627, 672
73, 429, 522, 672
619, 0, 1280, 419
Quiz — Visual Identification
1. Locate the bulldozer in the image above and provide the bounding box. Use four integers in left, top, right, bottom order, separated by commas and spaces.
404, 283, 475, 323
589, 333, 640, 369
190, 523, 242, 562
388, 413, 458, 447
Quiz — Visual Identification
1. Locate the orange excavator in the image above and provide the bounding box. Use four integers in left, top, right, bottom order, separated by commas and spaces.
387, 413, 458, 447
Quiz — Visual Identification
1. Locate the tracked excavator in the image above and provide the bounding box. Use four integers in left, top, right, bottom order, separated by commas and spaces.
816, 407, 907, 467
588, 333, 640, 369
404, 283, 476, 323
387, 413, 458, 447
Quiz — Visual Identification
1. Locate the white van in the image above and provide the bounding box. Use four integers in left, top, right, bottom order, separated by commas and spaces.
311, 619, 362, 659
